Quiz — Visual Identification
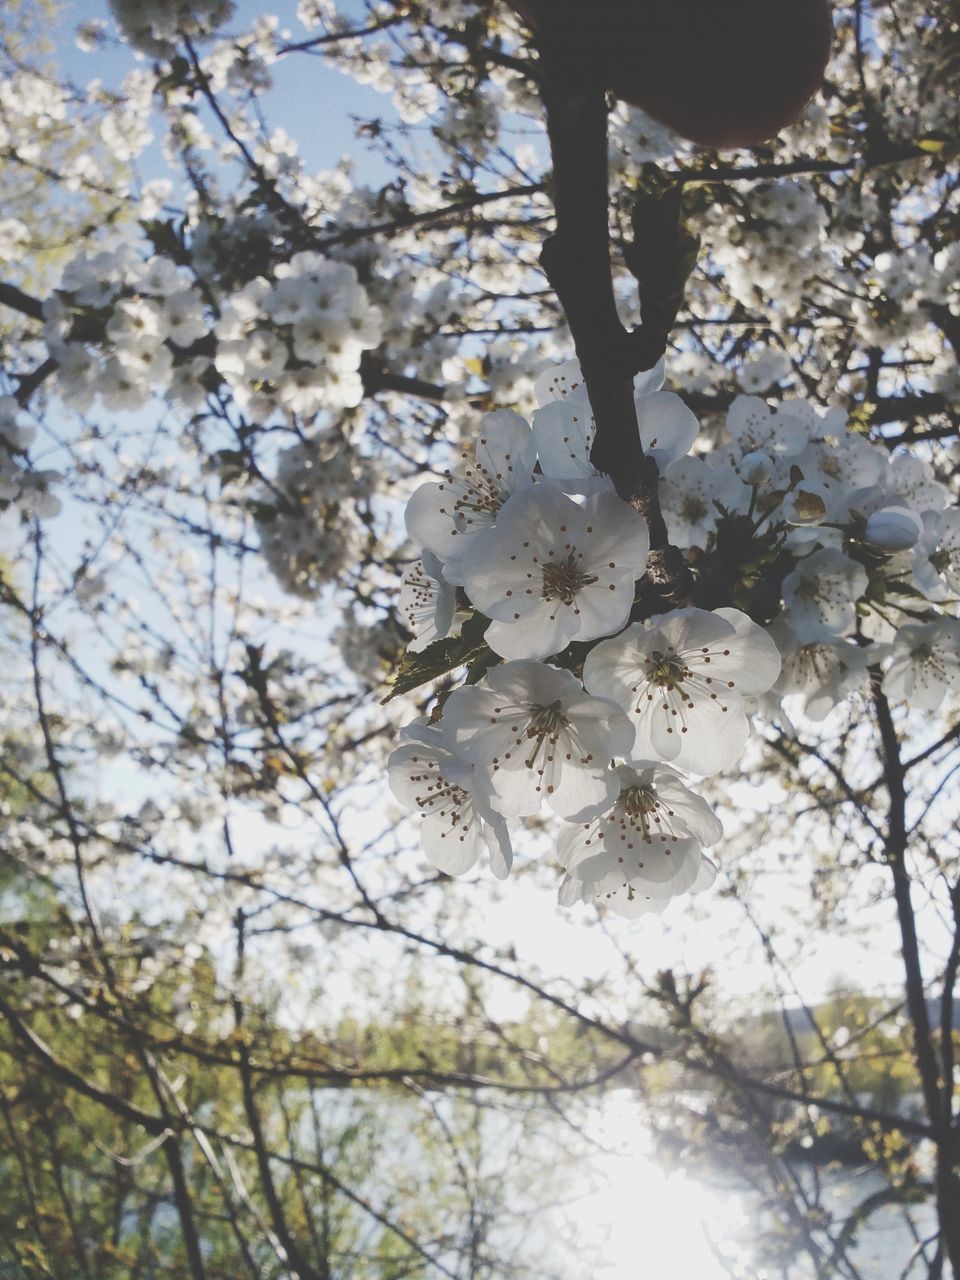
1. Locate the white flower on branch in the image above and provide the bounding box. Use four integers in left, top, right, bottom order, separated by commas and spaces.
398, 552, 456, 653
583, 607, 781, 775
461, 482, 649, 660
725, 394, 811, 457
913, 508, 960, 600
560, 760, 723, 857
531, 357, 697, 493
659, 454, 751, 549
769, 619, 872, 721
781, 547, 869, 636
388, 724, 513, 879
404, 409, 536, 585
559, 822, 718, 919
442, 661, 634, 821
883, 619, 960, 711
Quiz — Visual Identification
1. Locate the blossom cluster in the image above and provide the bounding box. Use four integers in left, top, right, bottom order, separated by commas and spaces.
389, 365, 782, 917
46, 245, 382, 424
389, 359, 960, 917
107, 0, 235, 56
255, 435, 373, 597
658, 391, 960, 718
0, 397, 61, 521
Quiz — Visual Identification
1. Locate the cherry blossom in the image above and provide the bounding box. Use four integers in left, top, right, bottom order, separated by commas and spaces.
781, 548, 869, 636
559, 840, 718, 918
441, 661, 634, 820
461, 483, 650, 660
531, 358, 696, 493
912, 508, 960, 600
398, 552, 456, 653
583, 607, 781, 775
557, 761, 723, 869
659, 455, 751, 549
388, 724, 513, 878
770, 619, 873, 721
883, 620, 960, 711
725, 394, 811, 457
404, 409, 537, 584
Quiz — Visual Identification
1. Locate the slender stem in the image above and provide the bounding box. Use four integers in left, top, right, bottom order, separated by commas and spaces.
873, 675, 960, 1273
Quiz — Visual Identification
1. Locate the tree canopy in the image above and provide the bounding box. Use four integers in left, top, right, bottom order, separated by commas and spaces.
1, 1, 959, 1276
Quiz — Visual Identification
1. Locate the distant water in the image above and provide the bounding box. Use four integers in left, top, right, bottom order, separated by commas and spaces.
562, 1092, 938, 1279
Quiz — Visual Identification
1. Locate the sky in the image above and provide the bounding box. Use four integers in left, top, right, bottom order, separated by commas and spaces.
57, 0, 400, 186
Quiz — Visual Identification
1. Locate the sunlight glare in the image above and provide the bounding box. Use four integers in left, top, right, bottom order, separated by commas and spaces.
573, 1093, 750, 1278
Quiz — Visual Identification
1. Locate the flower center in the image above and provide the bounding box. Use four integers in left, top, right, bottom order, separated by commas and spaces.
647, 650, 690, 690
680, 495, 708, 523
524, 700, 567, 768
931, 548, 951, 574
541, 553, 597, 605
622, 784, 658, 817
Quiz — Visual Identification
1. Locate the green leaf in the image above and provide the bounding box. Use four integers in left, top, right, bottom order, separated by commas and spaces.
381, 612, 496, 703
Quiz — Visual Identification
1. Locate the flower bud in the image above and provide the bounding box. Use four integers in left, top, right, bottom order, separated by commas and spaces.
864, 506, 923, 553
740, 449, 774, 485
784, 486, 827, 525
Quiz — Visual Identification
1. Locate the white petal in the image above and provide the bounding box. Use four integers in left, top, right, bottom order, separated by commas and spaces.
635, 391, 699, 470
484, 607, 579, 660
710, 608, 782, 695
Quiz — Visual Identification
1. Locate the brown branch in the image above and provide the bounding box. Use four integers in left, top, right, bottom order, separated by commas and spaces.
674, 140, 934, 187
535, 12, 692, 608
317, 181, 546, 252
684, 388, 957, 432
872, 675, 960, 1273
0, 281, 44, 323
0, 993, 169, 1136
231, 910, 318, 1280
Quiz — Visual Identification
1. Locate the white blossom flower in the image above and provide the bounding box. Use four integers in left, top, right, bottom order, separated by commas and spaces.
770, 619, 872, 721
633, 387, 700, 471
726, 395, 810, 457
531, 359, 696, 493
442, 661, 634, 820
583, 607, 781, 775
883, 620, 960, 711
912, 508, 960, 599
659, 455, 751, 549
558, 760, 722, 865
163, 289, 208, 347
533, 357, 589, 408
404, 409, 536, 584
461, 483, 649, 660
388, 724, 513, 878
886, 453, 947, 516
398, 552, 456, 653
781, 548, 869, 636
559, 840, 717, 918
530, 388, 599, 494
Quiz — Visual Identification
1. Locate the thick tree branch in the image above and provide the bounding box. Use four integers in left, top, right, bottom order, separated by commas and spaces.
536, 14, 692, 607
